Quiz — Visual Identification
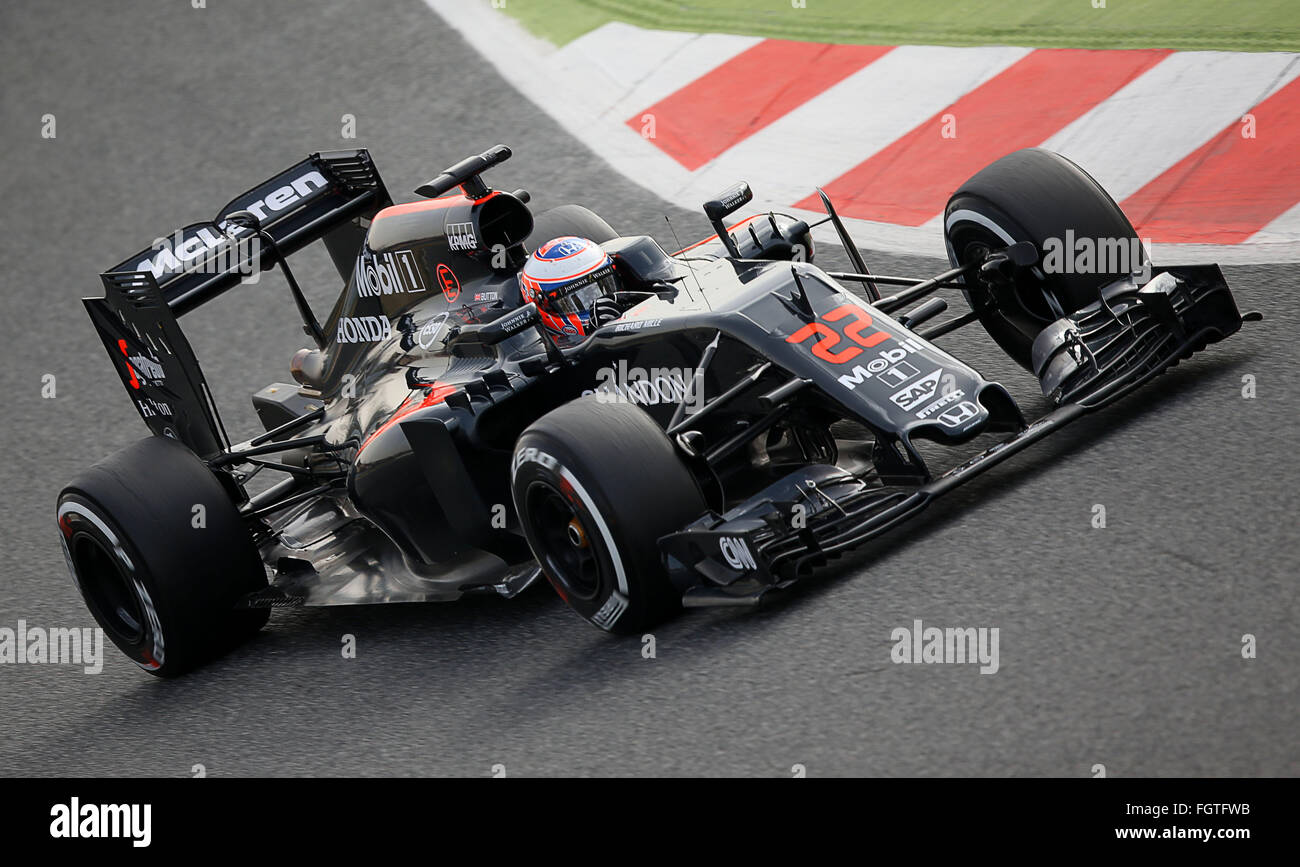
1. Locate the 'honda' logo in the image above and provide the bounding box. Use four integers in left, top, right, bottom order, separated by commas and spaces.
938, 400, 979, 428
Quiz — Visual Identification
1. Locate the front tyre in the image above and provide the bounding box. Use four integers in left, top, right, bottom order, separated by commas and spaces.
56, 436, 269, 677
512, 395, 706, 634
945, 147, 1144, 368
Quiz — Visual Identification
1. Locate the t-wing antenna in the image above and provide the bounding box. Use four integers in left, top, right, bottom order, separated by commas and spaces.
414, 144, 513, 200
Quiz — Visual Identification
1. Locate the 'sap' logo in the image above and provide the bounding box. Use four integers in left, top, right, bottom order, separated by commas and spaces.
890, 369, 942, 411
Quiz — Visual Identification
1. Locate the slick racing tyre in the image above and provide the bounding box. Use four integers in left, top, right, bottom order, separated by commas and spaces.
512, 395, 706, 634
56, 436, 269, 677
944, 147, 1144, 368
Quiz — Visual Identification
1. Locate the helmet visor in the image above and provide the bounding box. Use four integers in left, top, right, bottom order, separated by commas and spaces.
547, 271, 620, 316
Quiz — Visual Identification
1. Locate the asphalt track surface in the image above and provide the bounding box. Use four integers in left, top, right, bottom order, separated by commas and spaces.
0, 0, 1295, 777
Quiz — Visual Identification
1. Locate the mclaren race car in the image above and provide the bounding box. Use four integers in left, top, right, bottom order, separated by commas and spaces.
57, 144, 1255, 675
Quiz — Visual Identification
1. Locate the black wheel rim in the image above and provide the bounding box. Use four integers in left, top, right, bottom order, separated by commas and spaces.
524, 481, 604, 601
72, 534, 145, 645
953, 229, 1055, 336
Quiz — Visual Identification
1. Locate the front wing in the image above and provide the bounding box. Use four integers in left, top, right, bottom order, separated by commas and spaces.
660, 265, 1255, 605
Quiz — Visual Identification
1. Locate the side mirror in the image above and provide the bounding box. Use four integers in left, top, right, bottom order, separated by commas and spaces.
702, 182, 754, 259
1007, 240, 1039, 267
484, 302, 541, 342
448, 303, 542, 352
703, 182, 753, 223
980, 240, 1040, 280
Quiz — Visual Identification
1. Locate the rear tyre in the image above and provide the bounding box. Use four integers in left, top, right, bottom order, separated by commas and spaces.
944, 147, 1144, 368
56, 436, 269, 677
511, 395, 706, 634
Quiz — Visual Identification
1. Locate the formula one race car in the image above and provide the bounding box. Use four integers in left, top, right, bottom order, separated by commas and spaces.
58, 144, 1255, 675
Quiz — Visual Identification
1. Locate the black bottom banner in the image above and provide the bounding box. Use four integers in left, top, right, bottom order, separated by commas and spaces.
1, 777, 1288, 853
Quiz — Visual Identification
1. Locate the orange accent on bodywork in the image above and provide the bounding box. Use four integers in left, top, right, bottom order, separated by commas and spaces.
825, 304, 890, 348
372, 190, 500, 221
673, 214, 765, 256
118, 339, 141, 389
358, 383, 459, 454
786, 321, 862, 364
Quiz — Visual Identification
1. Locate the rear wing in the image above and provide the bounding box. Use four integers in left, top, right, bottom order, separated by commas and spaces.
106, 148, 391, 315
88, 149, 392, 457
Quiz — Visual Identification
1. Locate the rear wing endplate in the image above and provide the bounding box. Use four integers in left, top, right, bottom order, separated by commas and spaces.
85, 271, 229, 457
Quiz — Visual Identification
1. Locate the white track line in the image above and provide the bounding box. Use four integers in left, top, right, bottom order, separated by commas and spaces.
1249, 200, 1300, 245
679, 45, 1032, 206
426, 0, 1300, 262
557, 22, 761, 122
426, 0, 696, 193
1042, 51, 1300, 202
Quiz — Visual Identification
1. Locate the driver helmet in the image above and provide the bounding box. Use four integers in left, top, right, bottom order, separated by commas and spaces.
519, 236, 622, 339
